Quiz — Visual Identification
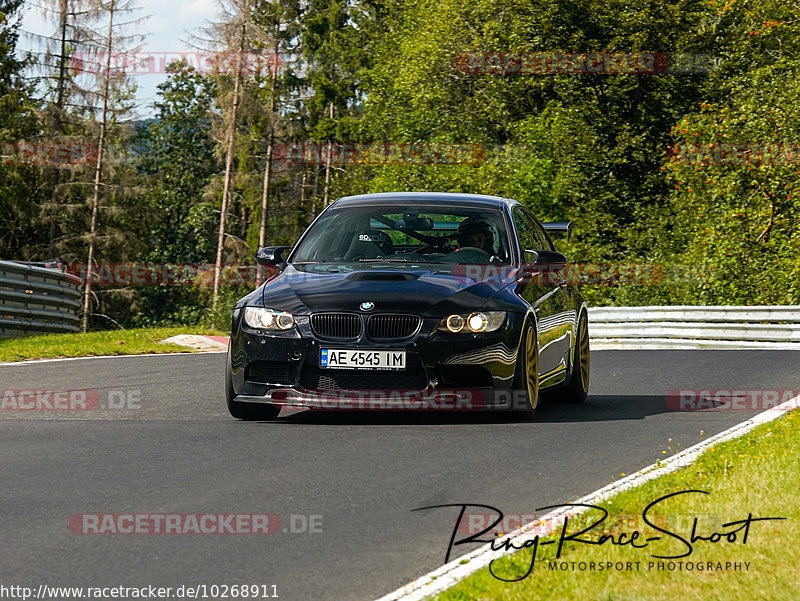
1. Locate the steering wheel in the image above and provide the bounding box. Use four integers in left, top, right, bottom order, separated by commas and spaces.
442, 246, 495, 264
413, 236, 454, 254
458, 247, 505, 263
453, 246, 492, 258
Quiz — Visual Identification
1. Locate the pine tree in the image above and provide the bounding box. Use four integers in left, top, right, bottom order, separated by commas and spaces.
62, 0, 146, 331
0, 0, 44, 258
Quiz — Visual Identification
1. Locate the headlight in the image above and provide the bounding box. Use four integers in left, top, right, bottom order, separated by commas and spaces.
445, 314, 464, 333
438, 311, 506, 333
244, 307, 295, 330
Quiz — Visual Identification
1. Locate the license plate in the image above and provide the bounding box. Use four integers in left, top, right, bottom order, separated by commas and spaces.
320, 349, 406, 370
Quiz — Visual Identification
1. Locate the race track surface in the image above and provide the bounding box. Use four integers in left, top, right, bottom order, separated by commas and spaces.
1, 350, 797, 600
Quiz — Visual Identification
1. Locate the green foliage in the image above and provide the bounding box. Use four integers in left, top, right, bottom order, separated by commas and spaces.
5, 0, 800, 330
656, 0, 800, 305
0, 0, 46, 259
128, 62, 220, 327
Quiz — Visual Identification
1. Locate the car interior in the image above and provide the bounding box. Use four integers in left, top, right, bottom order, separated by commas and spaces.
294, 208, 511, 264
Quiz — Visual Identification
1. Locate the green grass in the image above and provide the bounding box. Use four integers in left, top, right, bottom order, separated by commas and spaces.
0, 327, 227, 362
434, 409, 800, 601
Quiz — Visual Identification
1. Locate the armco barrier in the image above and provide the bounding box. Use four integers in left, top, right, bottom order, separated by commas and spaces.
588, 305, 800, 350
0, 260, 82, 337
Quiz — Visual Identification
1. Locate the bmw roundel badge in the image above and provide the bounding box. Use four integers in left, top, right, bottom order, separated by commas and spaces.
360, 302, 375, 312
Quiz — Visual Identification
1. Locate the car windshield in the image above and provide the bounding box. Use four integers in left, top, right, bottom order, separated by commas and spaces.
290, 204, 512, 265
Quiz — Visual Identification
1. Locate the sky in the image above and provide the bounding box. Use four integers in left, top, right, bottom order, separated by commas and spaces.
18, 0, 222, 117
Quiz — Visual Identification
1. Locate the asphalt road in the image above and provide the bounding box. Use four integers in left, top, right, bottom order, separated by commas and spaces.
1, 350, 798, 600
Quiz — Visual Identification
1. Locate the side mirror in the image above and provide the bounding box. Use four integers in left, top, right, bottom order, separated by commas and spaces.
523, 249, 567, 266
255, 246, 290, 266
522, 249, 568, 285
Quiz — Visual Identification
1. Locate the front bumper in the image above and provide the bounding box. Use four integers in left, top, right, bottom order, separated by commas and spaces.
233, 388, 491, 410
230, 311, 527, 410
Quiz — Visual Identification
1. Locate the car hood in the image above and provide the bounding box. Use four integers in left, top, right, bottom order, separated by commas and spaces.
256, 263, 518, 315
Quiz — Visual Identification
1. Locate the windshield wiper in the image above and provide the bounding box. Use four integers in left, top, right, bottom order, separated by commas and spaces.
358, 257, 445, 264
358, 257, 411, 262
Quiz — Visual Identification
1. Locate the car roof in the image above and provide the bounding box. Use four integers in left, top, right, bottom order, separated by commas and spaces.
329, 192, 521, 211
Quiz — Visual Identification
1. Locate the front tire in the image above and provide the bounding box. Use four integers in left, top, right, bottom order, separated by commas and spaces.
512, 322, 539, 420
226, 348, 280, 421
562, 311, 590, 403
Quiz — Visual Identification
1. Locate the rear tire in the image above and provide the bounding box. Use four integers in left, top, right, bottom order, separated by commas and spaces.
226, 348, 280, 421
562, 311, 590, 403
512, 322, 539, 420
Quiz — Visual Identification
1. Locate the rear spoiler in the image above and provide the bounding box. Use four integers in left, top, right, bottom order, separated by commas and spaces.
542, 221, 572, 241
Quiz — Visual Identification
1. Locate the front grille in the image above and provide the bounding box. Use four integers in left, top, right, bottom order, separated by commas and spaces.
366, 314, 421, 341
246, 361, 293, 384
300, 367, 428, 391
310, 313, 361, 339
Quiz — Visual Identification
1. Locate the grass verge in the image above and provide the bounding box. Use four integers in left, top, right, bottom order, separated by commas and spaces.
433, 408, 799, 601
0, 327, 227, 362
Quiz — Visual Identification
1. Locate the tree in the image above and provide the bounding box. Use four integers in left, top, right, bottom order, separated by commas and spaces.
251, 0, 301, 272
30, 0, 105, 253
0, 0, 44, 259
128, 61, 219, 326
194, 0, 256, 308
300, 0, 360, 210
663, 0, 800, 304
62, 0, 146, 331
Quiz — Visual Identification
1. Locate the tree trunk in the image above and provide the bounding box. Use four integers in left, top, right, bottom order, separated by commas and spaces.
81, 0, 114, 332
322, 101, 334, 207
256, 40, 279, 286
311, 163, 319, 219
298, 168, 307, 238
212, 7, 248, 307
48, 0, 70, 256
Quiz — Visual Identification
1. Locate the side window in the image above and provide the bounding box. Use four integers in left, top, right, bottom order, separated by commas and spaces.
530, 217, 555, 251
513, 208, 547, 251
513, 208, 536, 253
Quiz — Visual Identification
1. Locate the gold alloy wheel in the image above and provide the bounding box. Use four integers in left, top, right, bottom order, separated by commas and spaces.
526, 327, 539, 411
579, 313, 590, 393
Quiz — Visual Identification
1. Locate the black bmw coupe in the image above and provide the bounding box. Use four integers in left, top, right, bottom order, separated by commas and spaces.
225, 192, 589, 420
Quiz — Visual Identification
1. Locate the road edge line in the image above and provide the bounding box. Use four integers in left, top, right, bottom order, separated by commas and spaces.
0, 351, 226, 367
373, 393, 800, 601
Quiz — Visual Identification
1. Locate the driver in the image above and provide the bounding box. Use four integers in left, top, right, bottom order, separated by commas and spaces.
456, 216, 495, 255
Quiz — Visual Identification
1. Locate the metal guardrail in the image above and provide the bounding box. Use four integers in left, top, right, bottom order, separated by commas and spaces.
0, 260, 82, 338
588, 305, 800, 350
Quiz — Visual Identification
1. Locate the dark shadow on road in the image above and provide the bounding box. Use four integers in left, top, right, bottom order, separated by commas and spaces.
261, 394, 675, 426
